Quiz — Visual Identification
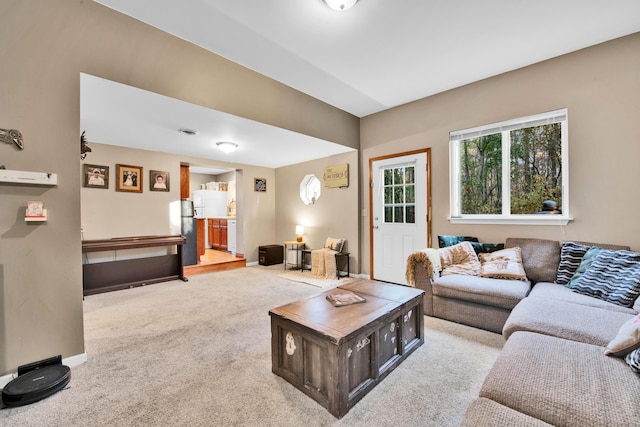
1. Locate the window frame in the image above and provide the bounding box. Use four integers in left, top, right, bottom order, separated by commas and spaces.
449, 109, 572, 225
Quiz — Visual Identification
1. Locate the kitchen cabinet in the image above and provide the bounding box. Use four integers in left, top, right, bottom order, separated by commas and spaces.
196, 218, 205, 258
208, 218, 228, 251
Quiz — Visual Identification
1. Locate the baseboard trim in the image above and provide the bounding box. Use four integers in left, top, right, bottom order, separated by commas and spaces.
0, 352, 87, 389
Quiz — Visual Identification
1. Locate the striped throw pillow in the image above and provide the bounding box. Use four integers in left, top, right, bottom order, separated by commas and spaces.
556, 241, 591, 285
571, 250, 640, 308
626, 348, 640, 374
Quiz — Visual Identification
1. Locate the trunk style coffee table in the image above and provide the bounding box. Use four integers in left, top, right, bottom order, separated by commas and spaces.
269, 279, 424, 418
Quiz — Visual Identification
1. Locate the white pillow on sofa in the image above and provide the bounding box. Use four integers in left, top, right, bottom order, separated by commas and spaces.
478, 247, 528, 281
605, 314, 640, 357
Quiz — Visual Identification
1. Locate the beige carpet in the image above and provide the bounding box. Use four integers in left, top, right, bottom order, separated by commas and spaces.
0, 264, 504, 426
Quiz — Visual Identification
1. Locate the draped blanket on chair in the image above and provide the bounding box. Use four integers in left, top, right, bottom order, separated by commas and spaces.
311, 248, 338, 279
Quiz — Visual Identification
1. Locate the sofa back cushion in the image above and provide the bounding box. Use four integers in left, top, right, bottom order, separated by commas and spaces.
505, 238, 560, 284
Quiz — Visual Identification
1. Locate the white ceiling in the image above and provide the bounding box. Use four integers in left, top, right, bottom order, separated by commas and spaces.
80, 74, 354, 171
85, 0, 640, 170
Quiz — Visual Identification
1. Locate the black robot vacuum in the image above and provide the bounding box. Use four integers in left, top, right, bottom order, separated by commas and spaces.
2, 356, 71, 407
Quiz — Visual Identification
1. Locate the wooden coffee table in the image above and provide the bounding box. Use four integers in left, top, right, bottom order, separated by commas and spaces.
269, 279, 424, 418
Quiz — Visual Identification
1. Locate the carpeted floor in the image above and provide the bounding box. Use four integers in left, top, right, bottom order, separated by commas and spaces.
0, 264, 504, 426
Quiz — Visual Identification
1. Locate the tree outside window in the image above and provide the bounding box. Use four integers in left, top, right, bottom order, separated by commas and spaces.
450, 110, 569, 224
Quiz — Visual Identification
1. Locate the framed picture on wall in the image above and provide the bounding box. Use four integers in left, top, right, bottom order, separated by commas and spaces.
254, 177, 267, 192
83, 164, 109, 189
150, 170, 170, 192
116, 164, 143, 193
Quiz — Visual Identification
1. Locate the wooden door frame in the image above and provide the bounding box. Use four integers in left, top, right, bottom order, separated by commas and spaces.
369, 148, 431, 280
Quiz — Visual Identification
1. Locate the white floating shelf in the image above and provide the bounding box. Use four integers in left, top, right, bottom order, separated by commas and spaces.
25, 209, 48, 222
0, 169, 57, 185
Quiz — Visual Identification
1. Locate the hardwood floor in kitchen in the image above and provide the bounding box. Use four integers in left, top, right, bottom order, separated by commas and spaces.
184, 249, 246, 276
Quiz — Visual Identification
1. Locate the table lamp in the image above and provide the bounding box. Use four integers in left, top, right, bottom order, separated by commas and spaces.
295, 225, 304, 243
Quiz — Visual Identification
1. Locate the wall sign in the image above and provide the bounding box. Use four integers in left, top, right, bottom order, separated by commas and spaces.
323, 163, 349, 188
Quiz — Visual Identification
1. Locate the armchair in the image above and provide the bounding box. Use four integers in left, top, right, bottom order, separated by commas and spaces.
301, 238, 349, 279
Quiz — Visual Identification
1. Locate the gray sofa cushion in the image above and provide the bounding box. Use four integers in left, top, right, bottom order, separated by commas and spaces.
432, 274, 531, 310
461, 398, 553, 427
503, 296, 633, 345
480, 331, 640, 426
505, 238, 560, 284
530, 282, 638, 314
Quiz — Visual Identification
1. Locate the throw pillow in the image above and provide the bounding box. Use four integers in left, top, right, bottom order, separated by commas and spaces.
438, 235, 478, 248
324, 237, 345, 253
478, 247, 528, 281
566, 247, 602, 289
556, 241, 592, 285
605, 314, 640, 357
439, 241, 481, 277
571, 249, 640, 308
477, 242, 505, 254
625, 348, 640, 374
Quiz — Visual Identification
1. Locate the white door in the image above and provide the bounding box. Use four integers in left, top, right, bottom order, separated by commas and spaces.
371, 151, 429, 285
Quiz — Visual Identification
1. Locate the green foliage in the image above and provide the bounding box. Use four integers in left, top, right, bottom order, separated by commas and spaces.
459, 123, 562, 214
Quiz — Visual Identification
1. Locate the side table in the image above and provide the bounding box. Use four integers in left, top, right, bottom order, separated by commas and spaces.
283, 241, 305, 270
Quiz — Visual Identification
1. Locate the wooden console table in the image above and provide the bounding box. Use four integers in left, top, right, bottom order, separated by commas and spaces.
82, 235, 187, 296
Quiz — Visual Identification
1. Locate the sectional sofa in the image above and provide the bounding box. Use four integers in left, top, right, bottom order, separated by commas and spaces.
407, 237, 640, 426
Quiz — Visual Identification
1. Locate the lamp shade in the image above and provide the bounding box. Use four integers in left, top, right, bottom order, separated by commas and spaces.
295, 225, 304, 235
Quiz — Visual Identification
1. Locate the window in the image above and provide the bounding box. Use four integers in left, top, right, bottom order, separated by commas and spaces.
383, 165, 415, 224
449, 109, 570, 225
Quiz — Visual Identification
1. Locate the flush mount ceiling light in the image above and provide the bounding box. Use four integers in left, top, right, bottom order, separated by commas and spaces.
178, 128, 198, 136
323, 0, 358, 11
216, 141, 238, 153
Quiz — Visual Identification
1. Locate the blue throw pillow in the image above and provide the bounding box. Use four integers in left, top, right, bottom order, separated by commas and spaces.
556, 241, 592, 285
438, 235, 466, 248
571, 250, 640, 308
566, 247, 602, 288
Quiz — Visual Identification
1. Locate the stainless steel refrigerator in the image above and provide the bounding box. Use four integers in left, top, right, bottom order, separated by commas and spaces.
180, 199, 197, 266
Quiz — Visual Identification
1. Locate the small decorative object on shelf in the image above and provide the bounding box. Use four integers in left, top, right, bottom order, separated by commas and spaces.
25, 201, 47, 222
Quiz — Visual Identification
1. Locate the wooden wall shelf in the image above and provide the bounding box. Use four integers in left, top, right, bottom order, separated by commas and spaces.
0, 169, 57, 185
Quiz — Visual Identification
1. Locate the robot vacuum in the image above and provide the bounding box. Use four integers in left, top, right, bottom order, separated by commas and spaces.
2, 363, 70, 407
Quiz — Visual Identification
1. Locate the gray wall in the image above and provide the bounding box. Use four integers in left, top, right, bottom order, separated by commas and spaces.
360, 33, 640, 276
0, 0, 358, 376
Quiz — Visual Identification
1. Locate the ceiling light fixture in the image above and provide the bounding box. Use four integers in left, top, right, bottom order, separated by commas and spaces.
323, 0, 358, 11
178, 128, 198, 136
216, 141, 238, 153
